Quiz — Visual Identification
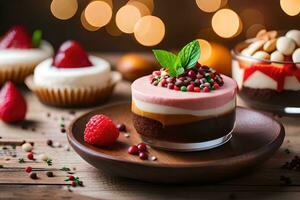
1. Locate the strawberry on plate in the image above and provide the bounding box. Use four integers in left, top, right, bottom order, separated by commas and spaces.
84, 114, 119, 146
0, 81, 27, 122
0, 25, 33, 49
52, 40, 92, 68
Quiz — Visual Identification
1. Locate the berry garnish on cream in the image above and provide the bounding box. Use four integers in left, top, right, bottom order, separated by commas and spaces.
0, 25, 43, 49
150, 40, 224, 92
52, 40, 92, 68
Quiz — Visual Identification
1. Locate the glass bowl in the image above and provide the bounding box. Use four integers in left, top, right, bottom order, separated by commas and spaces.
232, 41, 300, 116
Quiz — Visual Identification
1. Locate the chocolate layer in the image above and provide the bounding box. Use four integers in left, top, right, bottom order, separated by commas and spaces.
240, 87, 300, 107
132, 110, 235, 143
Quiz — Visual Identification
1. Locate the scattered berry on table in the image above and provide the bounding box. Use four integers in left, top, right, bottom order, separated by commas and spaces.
128, 145, 139, 155
25, 166, 32, 173
116, 123, 126, 132
27, 152, 34, 160
139, 152, 148, 160
137, 143, 147, 152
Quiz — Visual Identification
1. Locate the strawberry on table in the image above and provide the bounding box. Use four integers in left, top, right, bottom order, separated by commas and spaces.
84, 115, 119, 146
0, 81, 27, 122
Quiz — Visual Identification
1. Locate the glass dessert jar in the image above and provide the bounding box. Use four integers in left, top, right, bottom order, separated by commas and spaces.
232, 40, 300, 115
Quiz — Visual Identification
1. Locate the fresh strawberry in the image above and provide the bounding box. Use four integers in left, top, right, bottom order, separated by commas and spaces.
84, 115, 119, 146
52, 40, 92, 68
0, 81, 27, 122
0, 25, 33, 49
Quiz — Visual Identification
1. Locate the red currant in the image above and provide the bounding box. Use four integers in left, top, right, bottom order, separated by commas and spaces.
69, 175, 75, 181
139, 152, 148, 160
137, 143, 147, 152
27, 152, 34, 160
187, 84, 194, 92
128, 145, 139, 155
71, 181, 77, 187
174, 86, 180, 91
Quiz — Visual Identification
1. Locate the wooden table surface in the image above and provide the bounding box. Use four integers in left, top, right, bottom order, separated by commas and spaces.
1, 54, 300, 200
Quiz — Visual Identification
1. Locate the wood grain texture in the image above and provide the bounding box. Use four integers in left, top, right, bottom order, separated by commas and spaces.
0, 53, 300, 199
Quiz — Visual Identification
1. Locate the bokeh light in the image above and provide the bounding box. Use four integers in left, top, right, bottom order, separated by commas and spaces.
127, 0, 151, 15
50, 0, 78, 20
212, 9, 242, 38
106, 17, 123, 36
134, 16, 165, 46
240, 8, 264, 29
80, 10, 101, 32
280, 0, 300, 16
116, 5, 145, 33
84, 1, 112, 28
195, 0, 222, 13
197, 39, 212, 62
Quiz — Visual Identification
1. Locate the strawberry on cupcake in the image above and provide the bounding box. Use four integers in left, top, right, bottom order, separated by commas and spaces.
26, 40, 121, 107
0, 25, 53, 86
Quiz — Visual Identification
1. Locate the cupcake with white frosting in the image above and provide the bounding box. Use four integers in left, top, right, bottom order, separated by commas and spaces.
0, 25, 53, 86
26, 40, 121, 107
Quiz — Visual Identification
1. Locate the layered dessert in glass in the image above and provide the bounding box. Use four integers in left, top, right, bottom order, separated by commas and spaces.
232, 29, 300, 114
131, 40, 237, 151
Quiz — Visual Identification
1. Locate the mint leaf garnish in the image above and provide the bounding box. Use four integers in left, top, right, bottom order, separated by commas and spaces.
152, 40, 201, 77
152, 50, 177, 77
32, 30, 42, 48
177, 40, 200, 69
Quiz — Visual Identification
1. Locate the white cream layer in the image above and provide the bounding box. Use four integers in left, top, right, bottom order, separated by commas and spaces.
0, 41, 53, 67
232, 60, 300, 91
33, 56, 111, 88
133, 97, 236, 116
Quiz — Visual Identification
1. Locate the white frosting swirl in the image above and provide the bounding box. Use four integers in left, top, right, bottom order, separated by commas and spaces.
33, 56, 112, 88
0, 41, 53, 67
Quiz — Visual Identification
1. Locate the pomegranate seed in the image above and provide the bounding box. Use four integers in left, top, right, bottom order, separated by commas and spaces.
194, 87, 201, 92
137, 143, 147, 152
187, 85, 194, 92
25, 166, 32, 173
213, 83, 220, 90
188, 70, 196, 77
69, 175, 75, 181
203, 87, 210, 92
153, 71, 161, 76
27, 152, 34, 160
139, 152, 148, 160
128, 145, 139, 155
167, 83, 174, 89
71, 181, 77, 187
174, 86, 180, 91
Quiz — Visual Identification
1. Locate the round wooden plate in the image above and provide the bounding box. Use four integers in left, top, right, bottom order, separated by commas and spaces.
67, 102, 285, 183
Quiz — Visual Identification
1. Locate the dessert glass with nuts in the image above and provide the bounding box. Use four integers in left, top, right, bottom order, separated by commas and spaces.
232, 29, 300, 115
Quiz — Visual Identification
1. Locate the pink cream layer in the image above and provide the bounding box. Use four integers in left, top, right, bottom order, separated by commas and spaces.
131, 75, 237, 110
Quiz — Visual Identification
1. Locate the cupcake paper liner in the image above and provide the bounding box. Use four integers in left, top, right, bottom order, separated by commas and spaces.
0, 63, 39, 86
25, 72, 122, 107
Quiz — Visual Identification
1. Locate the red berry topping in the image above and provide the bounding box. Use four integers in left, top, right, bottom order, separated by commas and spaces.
137, 143, 147, 152
213, 83, 220, 90
187, 84, 194, 92
71, 181, 77, 187
150, 65, 223, 93
0, 25, 33, 49
52, 40, 92, 68
27, 152, 34, 160
25, 166, 32, 173
194, 87, 201, 92
116, 123, 126, 132
0, 81, 27, 123
139, 152, 148, 160
167, 83, 174, 89
128, 145, 139, 155
69, 175, 75, 181
203, 86, 210, 92
188, 70, 196, 77
84, 115, 119, 146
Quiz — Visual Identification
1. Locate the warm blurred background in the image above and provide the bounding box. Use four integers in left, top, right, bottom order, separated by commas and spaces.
0, 0, 299, 52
